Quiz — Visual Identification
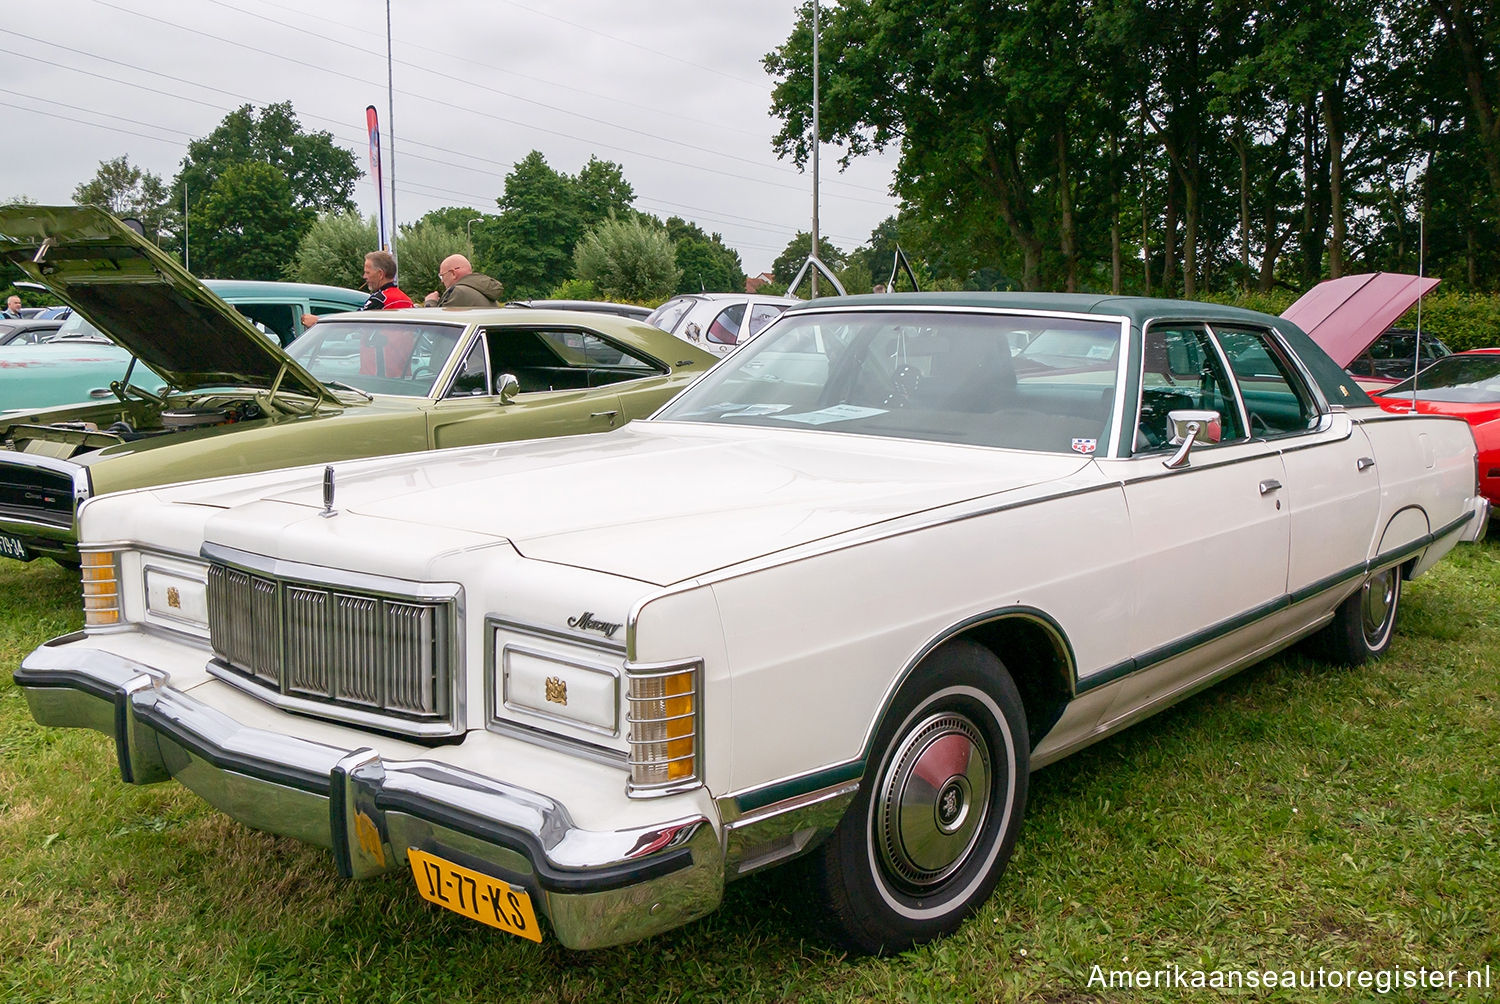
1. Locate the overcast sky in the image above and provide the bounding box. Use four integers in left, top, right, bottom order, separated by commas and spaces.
1, 0, 902, 277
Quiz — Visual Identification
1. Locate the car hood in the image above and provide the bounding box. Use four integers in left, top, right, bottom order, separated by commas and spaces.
184, 423, 1095, 586
1281, 272, 1440, 368
0, 205, 330, 401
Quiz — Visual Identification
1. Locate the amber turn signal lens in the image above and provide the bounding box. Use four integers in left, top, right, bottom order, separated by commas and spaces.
81, 550, 121, 627
626, 661, 699, 791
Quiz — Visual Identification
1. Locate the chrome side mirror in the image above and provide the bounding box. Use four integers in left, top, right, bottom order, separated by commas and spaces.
496, 372, 519, 404
1163, 409, 1221, 469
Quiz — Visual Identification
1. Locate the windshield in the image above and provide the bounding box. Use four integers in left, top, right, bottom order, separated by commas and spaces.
645, 296, 696, 333
656, 309, 1123, 453
287, 319, 466, 397
53, 313, 112, 341
1381, 354, 1500, 403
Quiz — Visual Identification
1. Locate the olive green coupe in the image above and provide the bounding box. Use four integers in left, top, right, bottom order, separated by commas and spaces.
0, 205, 715, 566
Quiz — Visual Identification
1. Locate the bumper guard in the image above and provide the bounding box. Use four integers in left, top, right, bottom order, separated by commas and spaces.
15, 633, 724, 949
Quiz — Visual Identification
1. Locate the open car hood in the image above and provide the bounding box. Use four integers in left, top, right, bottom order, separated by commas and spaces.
0, 205, 330, 400
1281, 272, 1439, 368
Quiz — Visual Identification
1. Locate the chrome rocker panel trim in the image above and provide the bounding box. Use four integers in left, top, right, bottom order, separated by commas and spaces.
14, 633, 724, 950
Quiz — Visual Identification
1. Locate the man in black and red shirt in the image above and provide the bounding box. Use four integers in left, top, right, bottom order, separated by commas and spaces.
359, 250, 413, 310
301, 250, 412, 329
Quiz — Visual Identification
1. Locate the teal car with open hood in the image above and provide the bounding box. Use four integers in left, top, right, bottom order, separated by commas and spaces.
0, 205, 715, 565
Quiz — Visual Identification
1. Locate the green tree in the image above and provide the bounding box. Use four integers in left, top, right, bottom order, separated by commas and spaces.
487, 151, 637, 298
287, 213, 378, 288
395, 220, 475, 303
664, 216, 745, 293
771, 231, 846, 287
190, 162, 311, 280
573, 216, 680, 302
172, 102, 359, 263
72, 156, 171, 237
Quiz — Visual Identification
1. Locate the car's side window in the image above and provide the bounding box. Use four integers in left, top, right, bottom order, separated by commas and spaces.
1213, 325, 1318, 437
1136, 324, 1245, 451
490, 328, 662, 393
232, 303, 299, 346
746, 302, 785, 339
707, 304, 747, 345
446, 334, 490, 397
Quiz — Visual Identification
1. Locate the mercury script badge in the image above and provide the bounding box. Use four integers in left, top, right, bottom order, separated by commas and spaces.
567, 611, 622, 639
321, 465, 336, 517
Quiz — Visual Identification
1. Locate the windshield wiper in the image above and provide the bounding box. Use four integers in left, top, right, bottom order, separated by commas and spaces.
322, 380, 373, 401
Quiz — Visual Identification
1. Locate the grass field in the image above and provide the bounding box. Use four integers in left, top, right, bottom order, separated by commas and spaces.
2, 538, 1497, 1003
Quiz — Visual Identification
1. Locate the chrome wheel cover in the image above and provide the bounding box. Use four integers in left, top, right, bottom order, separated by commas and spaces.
875, 712, 992, 890
1361, 568, 1397, 646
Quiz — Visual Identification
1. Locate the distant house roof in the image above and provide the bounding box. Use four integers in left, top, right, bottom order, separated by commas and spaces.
745, 271, 775, 293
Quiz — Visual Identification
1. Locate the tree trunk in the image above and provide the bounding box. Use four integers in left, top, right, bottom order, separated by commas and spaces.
1183, 169, 1199, 298
980, 132, 1045, 291
1300, 96, 1319, 286
1232, 130, 1250, 288
1324, 83, 1346, 279
1163, 171, 1179, 297
1108, 132, 1121, 294
1429, 0, 1500, 212
1056, 128, 1077, 293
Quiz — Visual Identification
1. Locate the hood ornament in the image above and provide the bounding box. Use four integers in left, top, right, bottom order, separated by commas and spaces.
321, 465, 337, 517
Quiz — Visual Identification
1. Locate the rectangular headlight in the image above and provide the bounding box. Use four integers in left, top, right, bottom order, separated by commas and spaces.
81, 550, 121, 628
145, 565, 209, 629
626, 659, 700, 794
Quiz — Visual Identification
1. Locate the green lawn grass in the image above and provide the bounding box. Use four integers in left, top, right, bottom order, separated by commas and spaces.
2, 540, 1497, 1003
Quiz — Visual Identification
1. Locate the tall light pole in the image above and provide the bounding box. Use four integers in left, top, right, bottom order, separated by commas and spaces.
467, 217, 482, 242
386, 0, 399, 258
810, 0, 821, 297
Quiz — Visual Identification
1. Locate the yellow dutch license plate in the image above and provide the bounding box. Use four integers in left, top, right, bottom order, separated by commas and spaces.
408, 847, 542, 942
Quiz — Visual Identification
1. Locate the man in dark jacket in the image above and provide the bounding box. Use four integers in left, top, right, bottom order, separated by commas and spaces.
424, 255, 503, 307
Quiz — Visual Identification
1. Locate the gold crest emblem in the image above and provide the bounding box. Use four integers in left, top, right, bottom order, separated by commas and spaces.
166, 586, 181, 609
545, 676, 568, 706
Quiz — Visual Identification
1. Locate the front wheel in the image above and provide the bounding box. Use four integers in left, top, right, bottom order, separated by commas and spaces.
1314, 564, 1402, 665
808, 640, 1029, 954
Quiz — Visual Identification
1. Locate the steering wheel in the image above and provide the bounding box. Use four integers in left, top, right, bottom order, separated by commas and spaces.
1249, 411, 1272, 438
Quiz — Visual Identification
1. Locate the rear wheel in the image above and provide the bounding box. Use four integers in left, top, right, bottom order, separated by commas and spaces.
808, 640, 1029, 954
1315, 564, 1402, 665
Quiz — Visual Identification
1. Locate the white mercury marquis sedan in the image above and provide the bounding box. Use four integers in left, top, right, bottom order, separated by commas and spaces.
14, 291, 1488, 953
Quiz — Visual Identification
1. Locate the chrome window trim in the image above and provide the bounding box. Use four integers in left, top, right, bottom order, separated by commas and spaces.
1204, 321, 1326, 441
654, 304, 1135, 458
483, 617, 628, 765
1201, 322, 1253, 437
435, 327, 492, 401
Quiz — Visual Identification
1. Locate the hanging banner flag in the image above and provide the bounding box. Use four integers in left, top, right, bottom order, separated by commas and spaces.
366, 105, 388, 251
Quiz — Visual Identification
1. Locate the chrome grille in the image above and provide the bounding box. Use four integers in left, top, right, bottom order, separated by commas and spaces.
206, 562, 453, 727
0, 460, 77, 527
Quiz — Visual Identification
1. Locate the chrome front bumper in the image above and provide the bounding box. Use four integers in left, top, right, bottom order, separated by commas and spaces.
15, 633, 724, 949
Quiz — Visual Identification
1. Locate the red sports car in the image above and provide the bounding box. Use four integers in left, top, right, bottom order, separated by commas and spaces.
1373, 348, 1500, 507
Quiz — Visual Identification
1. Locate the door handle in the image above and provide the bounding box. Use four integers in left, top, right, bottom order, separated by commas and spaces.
590, 410, 619, 426
1356, 456, 1376, 471
1258, 479, 1282, 495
